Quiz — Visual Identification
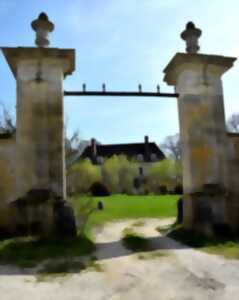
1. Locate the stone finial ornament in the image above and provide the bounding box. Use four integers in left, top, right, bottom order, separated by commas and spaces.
31, 12, 54, 47
181, 22, 202, 54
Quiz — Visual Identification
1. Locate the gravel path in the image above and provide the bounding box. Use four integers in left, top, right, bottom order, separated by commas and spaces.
0, 218, 239, 300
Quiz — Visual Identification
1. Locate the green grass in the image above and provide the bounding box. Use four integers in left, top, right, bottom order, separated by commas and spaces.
137, 251, 168, 260
0, 233, 95, 268
204, 242, 239, 259
156, 221, 178, 234
0, 195, 178, 267
168, 226, 239, 260
37, 260, 86, 280
36, 258, 104, 282
70, 194, 179, 229
121, 227, 152, 252
132, 220, 146, 227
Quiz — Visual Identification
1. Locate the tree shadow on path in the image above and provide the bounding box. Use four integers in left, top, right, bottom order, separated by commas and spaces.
0, 234, 188, 276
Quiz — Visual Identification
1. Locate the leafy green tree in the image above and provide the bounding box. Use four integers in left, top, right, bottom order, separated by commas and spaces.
67, 159, 101, 195
102, 155, 137, 194
146, 159, 182, 193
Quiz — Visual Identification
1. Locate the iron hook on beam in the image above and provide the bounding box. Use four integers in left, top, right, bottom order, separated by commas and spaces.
82, 83, 86, 92
102, 83, 106, 93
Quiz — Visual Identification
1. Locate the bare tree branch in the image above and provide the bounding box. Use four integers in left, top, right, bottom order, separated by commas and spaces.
227, 113, 239, 132
0, 103, 16, 134
161, 133, 181, 162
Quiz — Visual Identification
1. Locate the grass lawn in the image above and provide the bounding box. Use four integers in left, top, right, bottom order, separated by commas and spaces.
0, 234, 95, 268
204, 242, 239, 259
121, 227, 153, 252
70, 194, 179, 228
0, 194, 178, 268
1, 194, 238, 265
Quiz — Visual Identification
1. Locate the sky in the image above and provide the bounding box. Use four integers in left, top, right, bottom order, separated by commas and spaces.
0, 0, 239, 144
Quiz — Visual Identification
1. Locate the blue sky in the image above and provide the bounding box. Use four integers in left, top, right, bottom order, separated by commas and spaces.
0, 0, 239, 144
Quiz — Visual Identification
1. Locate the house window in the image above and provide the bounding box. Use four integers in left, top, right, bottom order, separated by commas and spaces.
150, 153, 157, 162
137, 154, 144, 162
139, 166, 144, 176
97, 156, 104, 165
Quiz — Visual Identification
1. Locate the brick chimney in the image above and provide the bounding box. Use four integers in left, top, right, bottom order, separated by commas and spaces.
144, 135, 150, 162
91, 138, 97, 163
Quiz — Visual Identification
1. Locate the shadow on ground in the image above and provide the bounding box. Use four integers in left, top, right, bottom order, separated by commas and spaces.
0, 233, 188, 276
95, 234, 187, 260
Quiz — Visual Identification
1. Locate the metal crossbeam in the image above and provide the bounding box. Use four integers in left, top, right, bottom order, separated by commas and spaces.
64, 91, 179, 98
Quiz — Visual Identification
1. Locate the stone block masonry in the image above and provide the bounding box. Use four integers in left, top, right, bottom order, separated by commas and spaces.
164, 22, 237, 235
0, 13, 77, 237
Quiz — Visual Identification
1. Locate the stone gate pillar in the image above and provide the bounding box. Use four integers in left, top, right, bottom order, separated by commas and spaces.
1, 13, 76, 236
163, 22, 236, 234
2, 13, 74, 200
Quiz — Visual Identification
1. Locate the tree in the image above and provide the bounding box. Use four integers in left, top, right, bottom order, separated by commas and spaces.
71, 197, 98, 233
102, 155, 138, 194
64, 114, 82, 157
65, 129, 82, 158
0, 104, 15, 134
161, 133, 181, 162
227, 113, 239, 132
67, 159, 101, 195
146, 158, 181, 193
64, 116, 94, 164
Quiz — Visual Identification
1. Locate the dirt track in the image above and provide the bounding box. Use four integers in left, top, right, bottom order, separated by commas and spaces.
0, 218, 239, 300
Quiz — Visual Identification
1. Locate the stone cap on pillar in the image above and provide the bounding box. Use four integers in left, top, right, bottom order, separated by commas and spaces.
1, 47, 75, 79
163, 53, 236, 86
31, 12, 54, 48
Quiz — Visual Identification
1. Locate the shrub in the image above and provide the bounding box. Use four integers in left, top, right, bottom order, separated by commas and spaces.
72, 197, 98, 233
67, 159, 101, 195
174, 184, 183, 195
0, 203, 16, 239
133, 177, 141, 189
177, 197, 183, 224
159, 185, 168, 195
102, 155, 137, 194
90, 182, 110, 196
121, 228, 152, 252
146, 159, 182, 194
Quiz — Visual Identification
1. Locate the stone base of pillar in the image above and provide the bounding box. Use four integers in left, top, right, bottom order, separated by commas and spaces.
183, 184, 233, 237
225, 192, 239, 234
6, 189, 77, 238
54, 200, 77, 238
